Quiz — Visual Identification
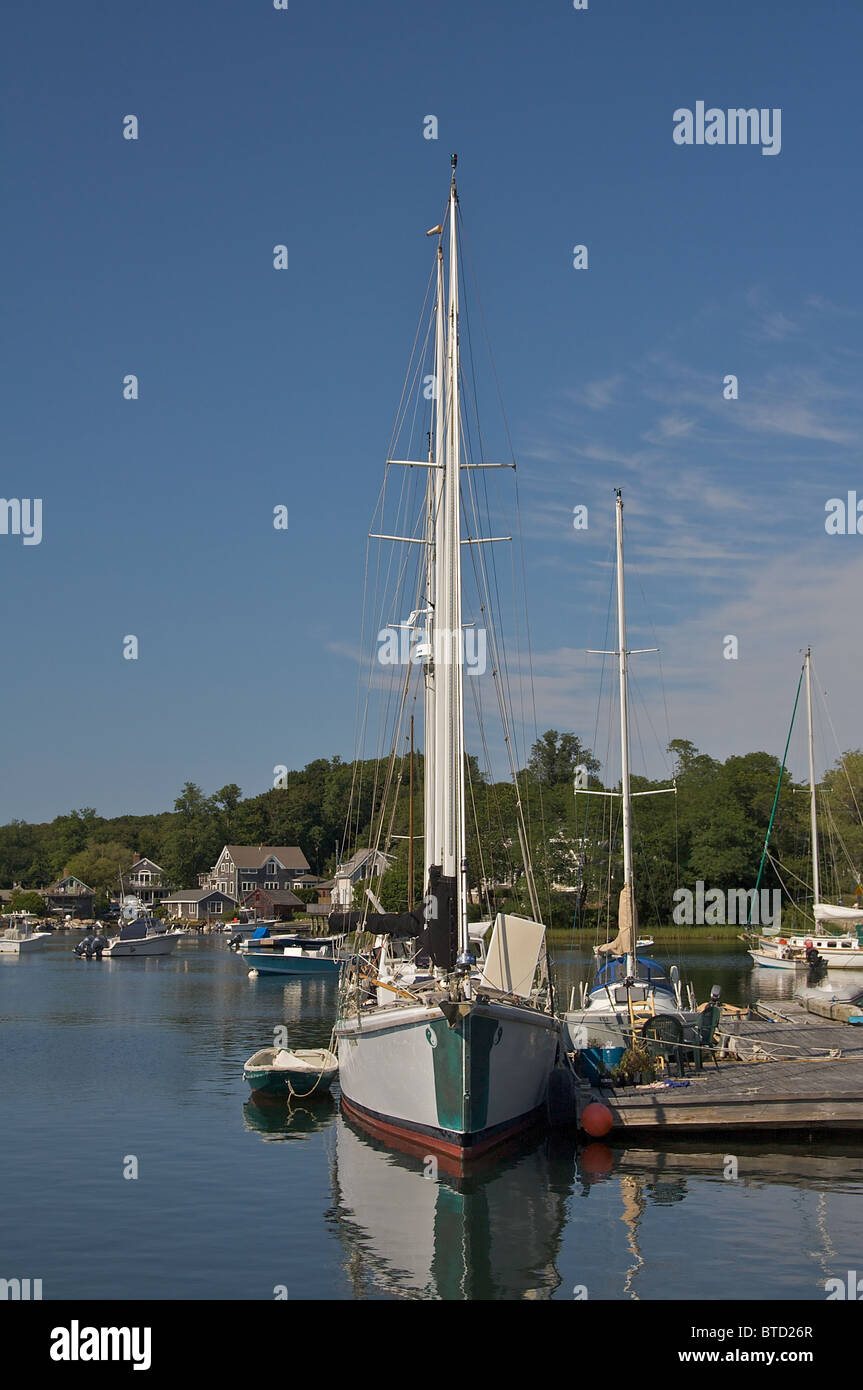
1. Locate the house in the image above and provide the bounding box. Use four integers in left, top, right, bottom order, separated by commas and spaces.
548, 833, 586, 892
332, 848, 393, 909
45, 876, 95, 918
162, 889, 237, 922
241, 887, 304, 922
125, 857, 170, 906
198, 845, 312, 898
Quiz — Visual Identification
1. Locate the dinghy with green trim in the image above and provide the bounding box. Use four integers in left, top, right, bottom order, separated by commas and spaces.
243, 1046, 339, 1099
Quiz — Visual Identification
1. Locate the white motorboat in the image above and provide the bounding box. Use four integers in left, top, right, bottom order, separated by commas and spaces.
102, 896, 178, 957
0, 918, 52, 954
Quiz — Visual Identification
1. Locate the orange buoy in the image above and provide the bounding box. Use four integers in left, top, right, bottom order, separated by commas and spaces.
581, 1101, 614, 1138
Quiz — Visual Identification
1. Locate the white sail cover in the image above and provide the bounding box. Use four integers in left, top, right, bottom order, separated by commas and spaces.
597, 884, 637, 958
814, 901, 863, 925
479, 914, 546, 998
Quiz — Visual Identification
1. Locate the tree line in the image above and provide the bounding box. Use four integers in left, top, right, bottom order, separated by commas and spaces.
2, 733, 861, 926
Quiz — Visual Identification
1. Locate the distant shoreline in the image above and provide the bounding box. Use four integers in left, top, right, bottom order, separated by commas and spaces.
547, 923, 750, 945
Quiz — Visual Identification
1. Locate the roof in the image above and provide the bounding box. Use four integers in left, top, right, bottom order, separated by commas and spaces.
130, 857, 163, 872
163, 889, 236, 903
336, 848, 393, 878
241, 888, 303, 907
219, 845, 311, 871
47, 877, 94, 893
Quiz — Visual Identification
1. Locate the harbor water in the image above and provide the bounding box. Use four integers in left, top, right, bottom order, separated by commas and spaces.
1, 935, 861, 1300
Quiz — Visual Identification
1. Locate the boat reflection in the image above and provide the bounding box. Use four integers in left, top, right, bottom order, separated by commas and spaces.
331, 1113, 569, 1299
331, 1116, 863, 1300
242, 1093, 337, 1141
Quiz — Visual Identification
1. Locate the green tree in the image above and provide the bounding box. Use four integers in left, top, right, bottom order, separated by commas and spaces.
65, 843, 136, 895
527, 731, 600, 788
9, 889, 46, 914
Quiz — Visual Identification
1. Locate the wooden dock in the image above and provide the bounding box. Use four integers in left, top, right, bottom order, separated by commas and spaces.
579, 999, 863, 1135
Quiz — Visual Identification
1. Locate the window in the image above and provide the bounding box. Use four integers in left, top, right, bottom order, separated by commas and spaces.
265, 880, 278, 890
241, 881, 254, 892
267, 861, 278, 874
139, 872, 151, 884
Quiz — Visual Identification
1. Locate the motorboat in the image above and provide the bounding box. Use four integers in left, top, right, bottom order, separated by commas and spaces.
102, 896, 179, 957
0, 917, 52, 954
241, 927, 347, 976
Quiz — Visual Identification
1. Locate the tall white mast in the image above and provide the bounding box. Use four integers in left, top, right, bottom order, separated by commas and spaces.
423, 237, 445, 887
805, 648, 821, 906
615, 490, 636, 976
434, 155, 468, 952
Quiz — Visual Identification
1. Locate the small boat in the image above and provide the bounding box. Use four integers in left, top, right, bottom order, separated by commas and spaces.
240, 928, 346, 976
0, 919, 52, 954
243, 1046, 339, 1098
102, 897, 178, 957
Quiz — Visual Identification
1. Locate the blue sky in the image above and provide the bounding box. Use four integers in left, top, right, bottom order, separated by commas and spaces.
2, 0, 862, 823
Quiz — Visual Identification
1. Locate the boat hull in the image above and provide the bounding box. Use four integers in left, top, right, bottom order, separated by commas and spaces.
749, 950, 801, 970
754, 934, 863, 970
0, 934, 50, 954
104, 935, 177, 957
244, 1049, 338, 1098
242, 950, 342, 976
336, 998, 559, 1160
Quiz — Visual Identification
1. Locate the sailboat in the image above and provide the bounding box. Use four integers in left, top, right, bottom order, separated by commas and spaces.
333, 158, 560, 1164
749, 649, 863, 971
561, 491, 698, 1061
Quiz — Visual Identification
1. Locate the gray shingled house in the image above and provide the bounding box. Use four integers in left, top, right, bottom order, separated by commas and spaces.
198, 845, 312, 898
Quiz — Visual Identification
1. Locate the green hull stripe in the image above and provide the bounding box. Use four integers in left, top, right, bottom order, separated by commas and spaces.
430, 1012, 500, 1133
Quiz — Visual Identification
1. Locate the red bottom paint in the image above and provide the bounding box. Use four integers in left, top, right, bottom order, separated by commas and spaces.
340, 1094, 539, 1176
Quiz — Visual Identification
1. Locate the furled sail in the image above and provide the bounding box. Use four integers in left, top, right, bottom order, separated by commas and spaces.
597, 882, 637, 958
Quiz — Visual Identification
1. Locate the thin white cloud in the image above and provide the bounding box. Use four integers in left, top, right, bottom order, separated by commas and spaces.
580, 374, 624, 411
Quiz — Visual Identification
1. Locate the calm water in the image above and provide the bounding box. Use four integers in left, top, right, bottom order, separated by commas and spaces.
1, 935, 862, 1300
